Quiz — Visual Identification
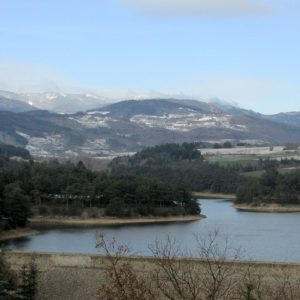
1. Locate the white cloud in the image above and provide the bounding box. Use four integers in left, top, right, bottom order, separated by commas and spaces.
122, 0, 276, 16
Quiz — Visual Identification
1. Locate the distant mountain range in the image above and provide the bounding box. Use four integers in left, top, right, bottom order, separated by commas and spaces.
0, 90, 109, 113
0, 95, 38, 112
266, 112, 300, 128
0, 92, 299, 159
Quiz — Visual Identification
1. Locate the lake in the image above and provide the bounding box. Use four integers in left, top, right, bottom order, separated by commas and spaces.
4, 199, 300, 263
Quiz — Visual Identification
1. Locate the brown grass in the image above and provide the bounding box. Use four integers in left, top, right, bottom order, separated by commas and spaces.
234, 204, 300, 213
29, 215, 202, 226
193, 192, 236, 200
0, 228, 39, 242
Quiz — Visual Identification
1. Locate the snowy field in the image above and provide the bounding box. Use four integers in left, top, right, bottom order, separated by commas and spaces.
201, 146, 285, 156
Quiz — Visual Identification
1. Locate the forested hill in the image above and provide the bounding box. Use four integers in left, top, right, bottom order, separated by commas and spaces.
123, 142, 204, 165
0, 143, 31, 160
110, 143, 241, 194
0, 159, 199, 231
237, 168, 300, 205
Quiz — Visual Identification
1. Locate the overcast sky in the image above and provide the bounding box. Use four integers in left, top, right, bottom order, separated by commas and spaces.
1, 0, 300, 113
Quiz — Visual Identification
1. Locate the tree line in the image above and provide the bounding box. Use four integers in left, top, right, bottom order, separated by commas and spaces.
110, 143, 242, 194
237, 168, 300, 205
110, 143, 300, 196
0, 158, 199, 231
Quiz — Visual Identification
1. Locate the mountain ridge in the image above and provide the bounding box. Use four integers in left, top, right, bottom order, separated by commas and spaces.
0, 95, 38, 112
0, 98, 299, 159
0, 90, 110, 114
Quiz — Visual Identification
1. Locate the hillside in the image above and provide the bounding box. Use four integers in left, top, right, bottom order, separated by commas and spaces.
0, 143, 31, 160
0, 98, 300, 159
0, 95, 37, 112
266, 112, 300, 128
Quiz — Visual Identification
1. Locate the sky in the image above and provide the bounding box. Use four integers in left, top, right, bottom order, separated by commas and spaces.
1, 0, 300, 114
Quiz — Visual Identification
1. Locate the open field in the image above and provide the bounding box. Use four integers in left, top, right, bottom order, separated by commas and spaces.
203, 146, 300, 166
201, 146, 285, 156
5, 251, 300, 300
242, 167, 300, 178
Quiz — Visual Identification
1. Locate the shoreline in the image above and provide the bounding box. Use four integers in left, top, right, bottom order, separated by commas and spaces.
234, 204, 300, 213
1, 215, 203, 242
0, 228, 39, 242
193, 191, 236, 200
29, 215, 203, 226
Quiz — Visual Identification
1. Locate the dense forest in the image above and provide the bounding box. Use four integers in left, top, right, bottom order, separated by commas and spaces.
237, 168, 300, 205
0, 155, 199, 231
1, 142, 300, 232
110, 143, 242, 194
111, 143, 300, 195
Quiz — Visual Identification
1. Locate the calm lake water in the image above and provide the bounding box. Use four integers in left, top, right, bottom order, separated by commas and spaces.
4, 199, 300, 263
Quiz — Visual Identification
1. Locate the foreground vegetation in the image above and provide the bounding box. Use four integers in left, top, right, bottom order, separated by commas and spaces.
0, 251, 37, 300
96, 232, 300, 300
4, 231, 300, 300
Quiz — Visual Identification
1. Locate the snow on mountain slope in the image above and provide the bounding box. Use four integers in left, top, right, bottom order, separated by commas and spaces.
69, 114, 115, 128
130, 113, 247, 132
0, 90, 110, 113
1, 98, 300, 159
19, 92, 109, 113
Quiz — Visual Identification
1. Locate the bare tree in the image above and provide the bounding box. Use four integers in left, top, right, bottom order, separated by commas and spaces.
149, 236, 204, 300
193, 230, 242, 299
96, 232, 156, 300
96, 231, 300, 300
149, 229, 242, 300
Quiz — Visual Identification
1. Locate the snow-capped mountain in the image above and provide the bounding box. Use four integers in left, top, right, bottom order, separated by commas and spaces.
0, 90, 110, 113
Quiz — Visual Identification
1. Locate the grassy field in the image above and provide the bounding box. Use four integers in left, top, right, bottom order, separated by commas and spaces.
206, 155, 259, 166
242, 167, 300, 178
207, 153, 300, 165
203, 146, 300, 178
204, 146, 300, 167
242, 170, 265, 177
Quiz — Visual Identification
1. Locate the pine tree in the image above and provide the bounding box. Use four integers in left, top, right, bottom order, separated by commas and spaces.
18, 261, 37, 300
